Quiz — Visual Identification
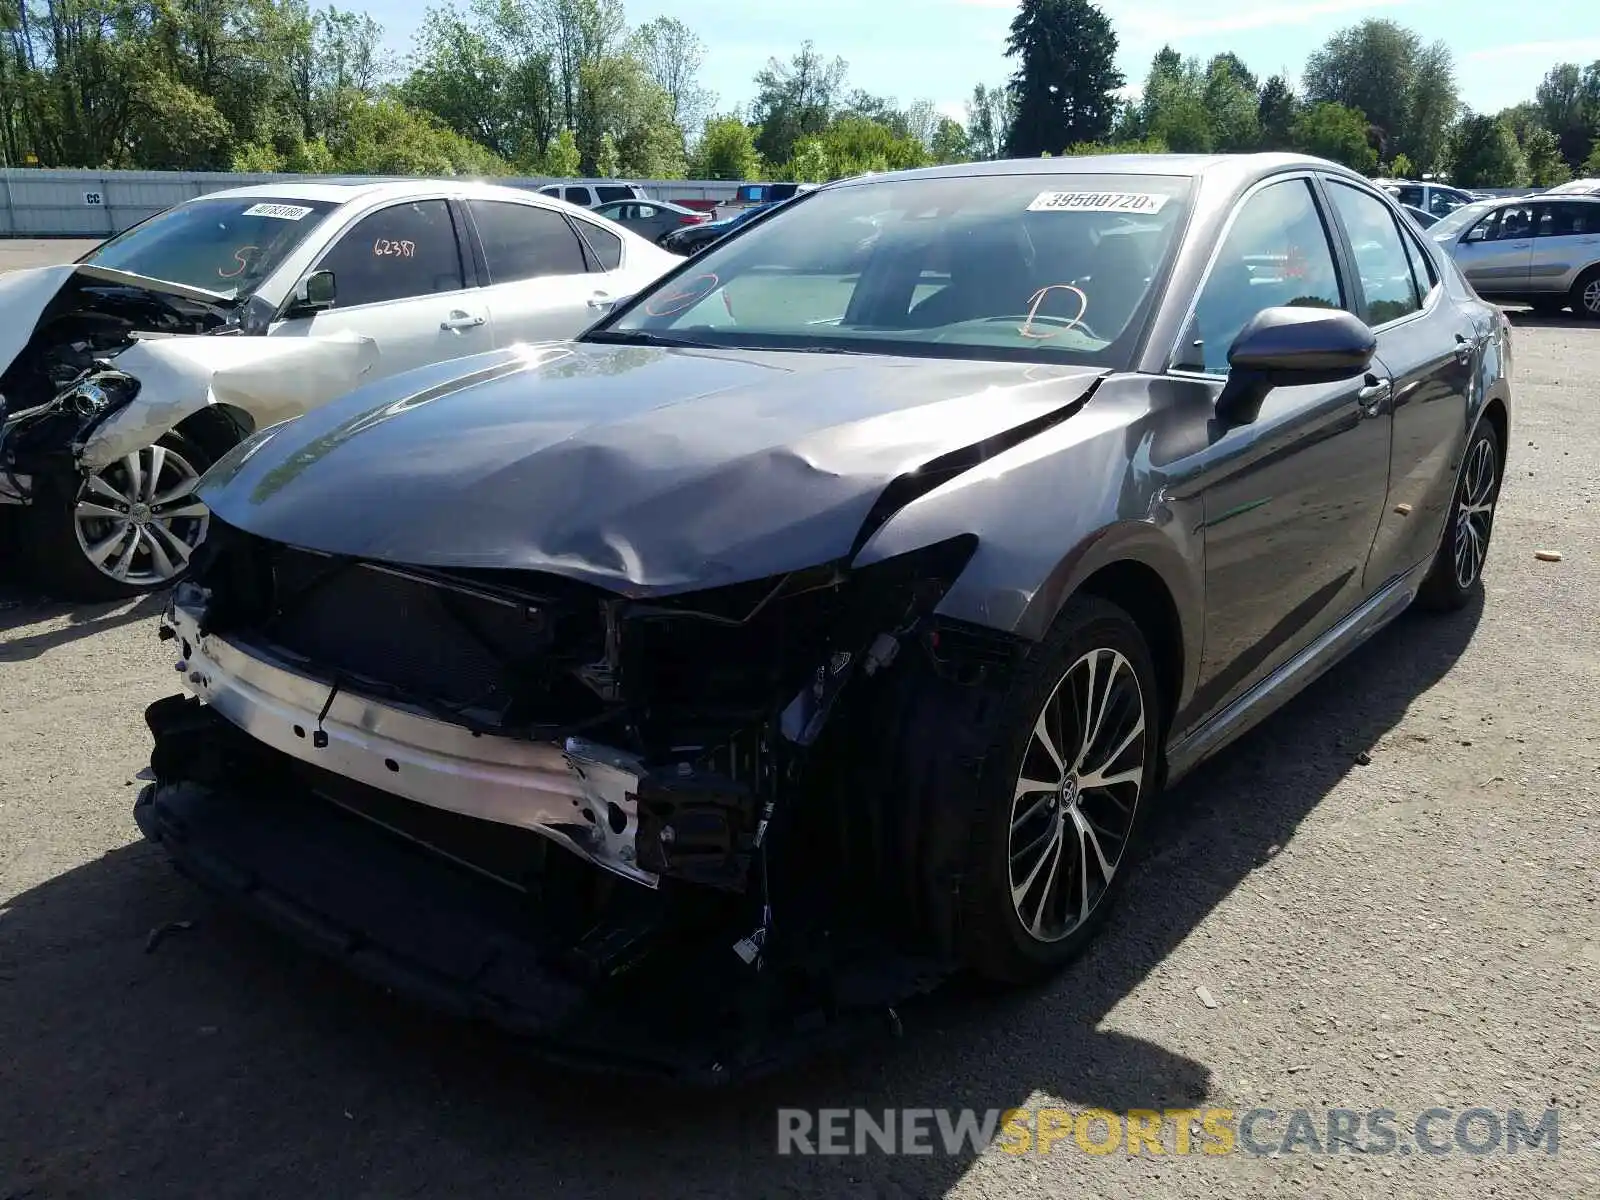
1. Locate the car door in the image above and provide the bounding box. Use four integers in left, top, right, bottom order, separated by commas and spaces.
1452, 204, 1534, 295
270, 197, 490, 380
463, 197, 611, 344
1172, 175, 1394, 718
1531, 201, 1600, 294
1321, 176, 1474, 585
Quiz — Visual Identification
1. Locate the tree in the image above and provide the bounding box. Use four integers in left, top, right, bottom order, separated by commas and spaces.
965, 83, 1013, 160
1535, 60, 1600, 170
1257, 74, 1299, 150
1291, 102, 1378, 173
1141, 53, 1212, 153
1204, 53, 1260, 151
1390, 152, 1415, 179
630, 16, 711, 133
931, 116, 970, 163
691, 113, 761, 179
1302, 20, 1457, 172
1448, 115, 1528, 188
1523, 127, 1572, 187
749, 40, 848, 167
1003, 0, 1123, 157
575, 52, 685, 177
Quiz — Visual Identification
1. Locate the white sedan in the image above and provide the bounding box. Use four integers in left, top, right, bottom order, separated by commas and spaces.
0, 179, 678, 598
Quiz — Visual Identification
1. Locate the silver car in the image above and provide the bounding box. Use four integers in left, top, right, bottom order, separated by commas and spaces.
1432, 194, 1600, 318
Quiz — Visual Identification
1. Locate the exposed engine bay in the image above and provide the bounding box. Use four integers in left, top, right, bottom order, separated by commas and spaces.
0, 272, 234, 503
139, 516, 1030, 1080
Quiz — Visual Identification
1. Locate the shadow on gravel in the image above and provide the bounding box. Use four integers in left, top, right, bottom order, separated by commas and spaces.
0, 598, 1481, 1199
0, 589, 166, 658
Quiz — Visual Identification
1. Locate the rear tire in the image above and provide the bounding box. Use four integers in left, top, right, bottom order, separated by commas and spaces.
957, 596, 1162, 984
24, 431, 215, 602
1416, 420, 1501, 612
1572, 268, 1600, 322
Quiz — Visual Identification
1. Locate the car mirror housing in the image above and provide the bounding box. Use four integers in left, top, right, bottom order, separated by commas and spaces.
1217, 306, 1376, 426
288, 269, 336, 316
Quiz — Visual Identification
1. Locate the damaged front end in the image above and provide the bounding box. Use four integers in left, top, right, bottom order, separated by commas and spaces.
137, 518, 1028, 1079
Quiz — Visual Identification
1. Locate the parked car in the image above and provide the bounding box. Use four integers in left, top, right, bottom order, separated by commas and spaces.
135, 153, 1510, 1080
1377, 179, 1477, 219
1543, 177, 1600, 197
660, 201, 784, 254
534, 181, 650, 208
1429, 193, 1600, 317
0, 180, 677, 599
1401, 203, 1441, 229
590, 197, 710, 243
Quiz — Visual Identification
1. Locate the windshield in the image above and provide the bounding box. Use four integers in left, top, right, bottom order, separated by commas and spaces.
82, 196, 337, 296
597, 173, 1194, 367
1428, 200, 1493, 242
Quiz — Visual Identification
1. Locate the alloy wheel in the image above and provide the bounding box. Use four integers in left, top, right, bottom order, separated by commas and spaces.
1583, 277, 1600, 317
72, 444, 210, 587
1453, 434, 1497, 591
1008, 647, 1147, 944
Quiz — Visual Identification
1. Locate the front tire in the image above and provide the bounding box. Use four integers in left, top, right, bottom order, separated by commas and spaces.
25, 431, 214, 601
1416, 419, 1501, 612
958, 596, 1162, 983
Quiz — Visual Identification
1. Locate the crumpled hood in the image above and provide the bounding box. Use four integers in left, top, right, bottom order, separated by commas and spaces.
200, 341, 1105, 594
0, 263, 235, 381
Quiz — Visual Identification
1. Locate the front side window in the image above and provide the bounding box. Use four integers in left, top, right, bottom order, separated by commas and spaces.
1180, 178, 1343, 375
1489, 205, 1534, 240
83, 195, 337, 295
1326, 181, 1421, 326
596, 186, 637, 204
599, 173, 1194, 368
563, 187, 590, 206
467, 200, 588, 282
1395, 185, 1425, 208
314, 199, 464, 309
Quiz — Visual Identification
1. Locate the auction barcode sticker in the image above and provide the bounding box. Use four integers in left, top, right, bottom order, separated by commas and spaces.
242, 202, 314, 220
1027, 191, 1170, 214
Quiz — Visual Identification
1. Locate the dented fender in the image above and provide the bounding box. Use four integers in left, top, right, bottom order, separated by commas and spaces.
79, 333, 380, 472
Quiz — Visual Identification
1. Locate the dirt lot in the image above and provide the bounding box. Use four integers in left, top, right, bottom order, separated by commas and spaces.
2, 238, 1598, 1199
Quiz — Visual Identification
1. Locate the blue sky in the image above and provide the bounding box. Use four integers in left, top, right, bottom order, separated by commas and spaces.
369, 0, 1600, 126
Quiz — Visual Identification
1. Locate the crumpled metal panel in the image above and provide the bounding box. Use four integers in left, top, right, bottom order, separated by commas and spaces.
78, 331, 379, 471
197, 341, 1106, 596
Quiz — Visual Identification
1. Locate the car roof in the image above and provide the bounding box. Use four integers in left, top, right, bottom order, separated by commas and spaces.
820, 152, 1374, 193
185, 178, 593, 206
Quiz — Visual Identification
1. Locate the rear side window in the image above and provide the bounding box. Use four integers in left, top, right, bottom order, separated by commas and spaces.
563, 187, 591, 205
539, 186, 560, 198
596, 186, 636, 204
1325, 181, 1421, 325
468, 200, 588, 282
571, 219, 623, 270
315, 199, 464, 308
1538, 202, 1598, 236
1395, 185, 1424, 207
1398, 222, 1438, 298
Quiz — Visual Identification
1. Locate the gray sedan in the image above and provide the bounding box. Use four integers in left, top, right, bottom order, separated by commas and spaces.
135, 153, 1511, 1078
591, 197, 709, 243
1431, 193, 1600, 318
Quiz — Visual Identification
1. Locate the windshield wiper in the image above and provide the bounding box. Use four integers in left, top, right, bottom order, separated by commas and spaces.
582, 329, 721, 349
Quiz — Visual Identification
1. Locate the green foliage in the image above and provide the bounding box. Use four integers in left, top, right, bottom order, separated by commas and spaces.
1522, 127, 1571, 187
1063, 136, 1168, 155
692, 114, 762, 180
749, 40, 848, 167
1535, 61, 1600, 170
1291, 102, 1379, 173
1257, 75, 1299, 149
1004, 0, 1123, 157
965, 83, 1013, 161
1141, 54, 1215, 153
931, 117, 970, 164
1447, 115, 1528, 188
1389, 152, 1416, 179
541, 127, 581, 176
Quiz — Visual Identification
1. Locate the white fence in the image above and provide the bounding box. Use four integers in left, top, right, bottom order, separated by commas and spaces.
0, 169, 745, 238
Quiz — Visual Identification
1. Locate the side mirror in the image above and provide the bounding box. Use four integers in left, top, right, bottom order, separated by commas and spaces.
1216, 306, 1376, 426
288, 269, 336, 316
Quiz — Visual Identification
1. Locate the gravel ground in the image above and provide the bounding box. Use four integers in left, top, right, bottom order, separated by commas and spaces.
2, 239, 1599, 1199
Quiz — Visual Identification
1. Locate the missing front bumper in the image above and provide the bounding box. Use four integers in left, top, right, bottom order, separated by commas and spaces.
133, 696, 914, 1082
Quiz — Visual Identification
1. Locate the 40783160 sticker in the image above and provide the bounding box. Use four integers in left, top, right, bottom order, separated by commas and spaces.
1026, 191, 1170, 214
241, 202, 315, 220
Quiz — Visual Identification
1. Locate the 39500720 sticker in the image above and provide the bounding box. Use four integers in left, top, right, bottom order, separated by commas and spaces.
1026, 191, 1170, 214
